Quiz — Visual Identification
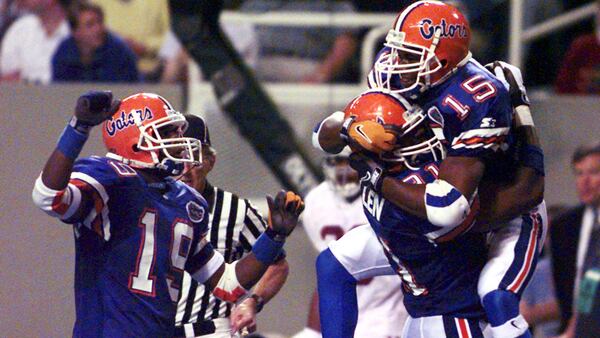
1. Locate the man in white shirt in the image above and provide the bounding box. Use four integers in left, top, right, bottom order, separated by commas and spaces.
0, 0, 68, 83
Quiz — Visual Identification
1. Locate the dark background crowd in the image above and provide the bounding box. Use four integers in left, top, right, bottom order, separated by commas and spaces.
0, 0, 598, 94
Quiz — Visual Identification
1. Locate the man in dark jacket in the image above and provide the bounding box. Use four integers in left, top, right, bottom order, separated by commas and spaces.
550, 142, 600, 336
52, 2, 138, 82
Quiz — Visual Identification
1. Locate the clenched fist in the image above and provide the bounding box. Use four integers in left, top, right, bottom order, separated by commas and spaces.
267, 190, 304, 237
74, 90, 121, 127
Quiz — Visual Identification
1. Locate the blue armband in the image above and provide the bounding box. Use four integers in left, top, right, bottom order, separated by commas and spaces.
252, 230, 285, 265
519, 145, 545, 176
56, 119, 89, 160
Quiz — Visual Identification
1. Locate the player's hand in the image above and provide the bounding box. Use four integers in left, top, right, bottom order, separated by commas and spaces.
341, 117, 396, 154
348, 152, 387, 192
486, 61, 529, 108
267, 190, 304, 237
74, 90, 121, 128
230, 298, 258, 334
486, 61, 535, 128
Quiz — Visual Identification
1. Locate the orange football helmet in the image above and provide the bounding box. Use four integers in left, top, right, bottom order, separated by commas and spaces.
373, 1, 471, 97
344, 91, 445, 170
102, 93, 201, 172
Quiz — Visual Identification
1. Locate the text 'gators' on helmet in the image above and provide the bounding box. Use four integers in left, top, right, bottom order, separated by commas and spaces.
373, 1, 471, 98
102, 93, 202, 173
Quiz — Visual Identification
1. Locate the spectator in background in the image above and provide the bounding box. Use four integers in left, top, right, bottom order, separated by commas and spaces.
240, 0, 358, 83
555, 0, 600, 95
0, 0, 69, 83
0, 0, 27, 41
520, 205, 566, 338
550, 142, 600, 337
91, 0, 169, 81
52, 2, 138, 82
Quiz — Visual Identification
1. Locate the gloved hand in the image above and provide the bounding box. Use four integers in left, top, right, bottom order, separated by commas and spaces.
341, 116, 396, 154
71, 90, 121, 132
267, 190, 304, 238
348, 153, 387, 192
486, 61, 534, 127
486, 61, 529, 107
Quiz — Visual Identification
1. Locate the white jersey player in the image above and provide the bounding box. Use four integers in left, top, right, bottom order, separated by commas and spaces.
295, 149, 407, 338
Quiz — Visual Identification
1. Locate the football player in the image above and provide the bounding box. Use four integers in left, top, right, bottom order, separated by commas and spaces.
31, 91, 304, 337
295, 147, 407, 338
313, 2, 547, 337
317, 92, 493, 337
312, 1, 546, 337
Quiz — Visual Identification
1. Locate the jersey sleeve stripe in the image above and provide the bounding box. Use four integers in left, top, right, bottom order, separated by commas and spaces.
51, 188, 71, 215
71, 178, 110, 240
425, 188, 462, 208
451, 127, 509, 150
71, 172, 110, 202
434, 199, 479, 243
451, 136, 506, 150
453, 127, 510, 139
62, 185, 82, 220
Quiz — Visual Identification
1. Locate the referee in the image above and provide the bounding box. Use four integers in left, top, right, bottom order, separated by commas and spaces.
175, 114, 289, 338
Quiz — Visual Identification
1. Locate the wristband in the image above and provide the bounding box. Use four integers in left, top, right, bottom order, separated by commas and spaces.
252, 231, 285, 265
56, 119, 89, 160
515, 106, 534, 127
519, 144, 545, 176
250, 293, 265, 313
340, 116, 355, 143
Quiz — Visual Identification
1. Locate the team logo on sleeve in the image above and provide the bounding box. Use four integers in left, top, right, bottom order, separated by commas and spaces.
186, 201, 205, 223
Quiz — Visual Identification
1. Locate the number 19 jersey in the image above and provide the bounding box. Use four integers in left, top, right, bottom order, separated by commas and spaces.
62, 156, 211, 337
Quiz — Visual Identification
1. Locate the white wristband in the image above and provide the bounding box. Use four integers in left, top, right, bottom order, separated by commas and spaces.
515, 106, 534, 127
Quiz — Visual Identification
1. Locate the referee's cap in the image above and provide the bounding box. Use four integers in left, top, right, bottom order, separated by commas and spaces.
183, 114, 211, 146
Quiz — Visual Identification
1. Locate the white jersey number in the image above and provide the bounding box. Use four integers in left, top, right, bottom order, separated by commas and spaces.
128, 210, 194, 301
129, 210, 157, 296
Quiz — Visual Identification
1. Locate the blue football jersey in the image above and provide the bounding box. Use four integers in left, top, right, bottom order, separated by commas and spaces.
369, 50, 517, 181
361, 161, 488, 318
65, 156, 210, 337
417, 59, 517, 180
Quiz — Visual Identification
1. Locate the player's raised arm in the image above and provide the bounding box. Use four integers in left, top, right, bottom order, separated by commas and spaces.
186, 190, 303, 303
32, 91, 119, 216
475, 62, 545, 225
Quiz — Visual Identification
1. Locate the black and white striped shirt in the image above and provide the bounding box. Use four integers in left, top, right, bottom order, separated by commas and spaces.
175, 182, 267, 326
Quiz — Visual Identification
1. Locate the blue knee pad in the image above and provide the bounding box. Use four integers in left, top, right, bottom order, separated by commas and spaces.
482, 290, 520, 326
316, 249, 358, 338
482, 290, 531, 338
